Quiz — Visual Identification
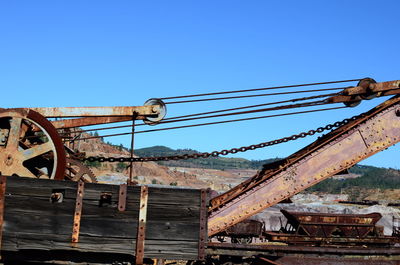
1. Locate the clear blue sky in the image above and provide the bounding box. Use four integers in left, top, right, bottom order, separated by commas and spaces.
1, 1, 399, 168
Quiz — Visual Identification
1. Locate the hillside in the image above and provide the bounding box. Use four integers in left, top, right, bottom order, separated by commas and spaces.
78, 141, 400, 199
77, 138, 208, 188
134, 145, 400, 197
134, 145, 279, 170
307, 165, 400, 200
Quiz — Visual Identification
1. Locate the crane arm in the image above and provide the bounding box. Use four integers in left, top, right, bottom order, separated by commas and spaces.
208, 95, 400, 236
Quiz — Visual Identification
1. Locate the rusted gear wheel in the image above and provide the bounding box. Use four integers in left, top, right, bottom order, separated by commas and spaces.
0, 109, 66, 180
65, 158, 97, 183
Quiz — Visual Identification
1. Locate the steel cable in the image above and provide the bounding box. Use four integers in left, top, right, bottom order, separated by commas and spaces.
65, 106, 346, 141
164, 87, 345, 104
58, 92, 339, 134
160, 79, 360, 100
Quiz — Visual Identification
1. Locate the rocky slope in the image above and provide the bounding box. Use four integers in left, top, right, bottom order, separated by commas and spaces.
77, 137, 209, 187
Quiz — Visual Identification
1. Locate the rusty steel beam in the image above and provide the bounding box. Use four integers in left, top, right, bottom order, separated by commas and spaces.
275, 256, 400, 265
135, 185, 148, 265
198, 189, 207, 260
208, 96, 400, 236
118, 184, 127, 212
324, 79, 400, 104
327, 88, 400, 104
72, 181, 84, 245
206, 242, 400, 256
343, 80, 400, 96
264, 231, 400, 245
30, 106, 160, 118
51, 116, 144, 129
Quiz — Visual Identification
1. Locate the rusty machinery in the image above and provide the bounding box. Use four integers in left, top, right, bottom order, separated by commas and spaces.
206, 210, 400, 265
0, 99, 166, 182
208, 79, 400, 236
1, 78, 400, 265
1, 78, 400, 236
264, 210, 399, 247
212, 209, 400, 248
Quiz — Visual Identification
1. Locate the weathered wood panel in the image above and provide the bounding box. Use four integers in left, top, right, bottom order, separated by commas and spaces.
0, 176, 208, 262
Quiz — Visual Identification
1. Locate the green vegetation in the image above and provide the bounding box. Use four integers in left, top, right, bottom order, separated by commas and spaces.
129, 145, 400, 193
306, 165, 400, 194
134, 145, 279, 170
116, 162, 127, 172
84, 160, 101, 168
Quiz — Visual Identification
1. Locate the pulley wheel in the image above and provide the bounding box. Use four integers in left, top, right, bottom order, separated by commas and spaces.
0, 109, 66, 180
143, 98, 167, 125
359, 77, 377, 100
344, 95, 362, 107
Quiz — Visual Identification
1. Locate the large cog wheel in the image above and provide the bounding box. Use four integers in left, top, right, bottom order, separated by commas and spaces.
0, 109, 66, 180
65, 158, 97, 183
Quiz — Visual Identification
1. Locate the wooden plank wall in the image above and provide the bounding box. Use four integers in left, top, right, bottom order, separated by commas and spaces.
0, 176, 208, 262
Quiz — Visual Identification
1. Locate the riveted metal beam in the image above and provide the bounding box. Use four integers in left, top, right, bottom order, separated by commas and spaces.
51, 116, 142, 129
118, 184, 127, 212
30, 106, 159, 118
198, 189, 208, 260
72, 181, 85, 245
136, 186, 148, 265
208, 96, 400, 236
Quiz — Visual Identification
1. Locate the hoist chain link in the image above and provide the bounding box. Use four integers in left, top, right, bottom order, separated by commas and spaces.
82, 114, 361, 163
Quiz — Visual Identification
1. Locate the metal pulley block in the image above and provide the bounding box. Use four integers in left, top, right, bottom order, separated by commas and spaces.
325, 78, 400, 107
358, 77, 377, 99
343, 78, 377, 107
143, 98, 167, 125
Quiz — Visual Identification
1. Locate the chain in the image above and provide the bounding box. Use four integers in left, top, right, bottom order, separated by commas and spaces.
83, 115, 360, 163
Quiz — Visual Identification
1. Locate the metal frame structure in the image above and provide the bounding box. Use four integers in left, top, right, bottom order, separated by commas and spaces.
2, 79, 400, 263
208, 93, 400, 235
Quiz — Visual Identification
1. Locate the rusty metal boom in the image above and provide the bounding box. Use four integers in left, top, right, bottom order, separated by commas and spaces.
208, 94, 400, 236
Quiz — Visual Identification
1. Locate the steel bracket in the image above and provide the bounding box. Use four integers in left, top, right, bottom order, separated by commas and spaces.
72, 181, 85, 245
118, 184, 127, 211
198, 189, 208, 260
136, 186, 148, 265
0, 176, 6, 255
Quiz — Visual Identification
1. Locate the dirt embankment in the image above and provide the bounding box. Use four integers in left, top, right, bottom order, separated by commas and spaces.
76, 139, 234, 187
